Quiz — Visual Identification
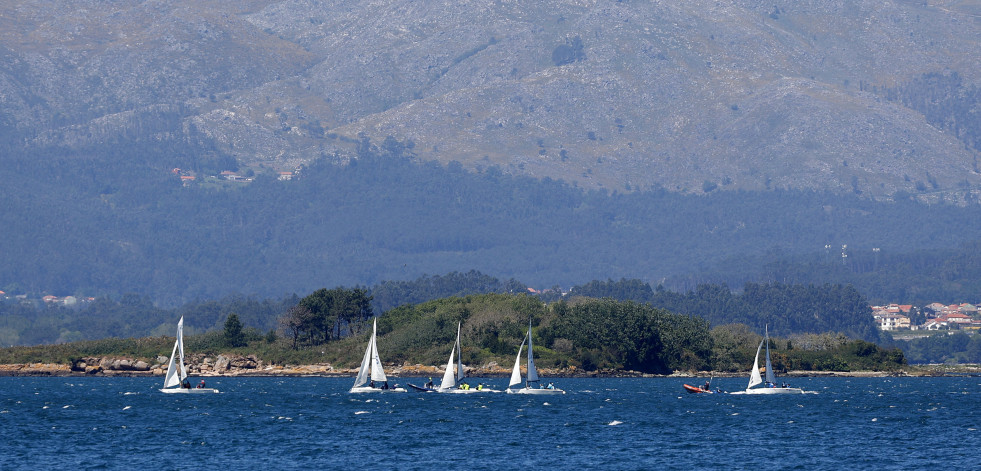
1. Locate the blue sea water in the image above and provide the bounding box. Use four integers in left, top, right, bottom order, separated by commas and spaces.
1, 376, 978, 470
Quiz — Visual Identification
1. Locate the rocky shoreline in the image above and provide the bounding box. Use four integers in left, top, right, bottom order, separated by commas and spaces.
0, 353, 949, 378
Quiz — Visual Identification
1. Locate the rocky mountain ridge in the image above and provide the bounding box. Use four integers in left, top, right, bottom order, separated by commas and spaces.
2, 0, 980, 199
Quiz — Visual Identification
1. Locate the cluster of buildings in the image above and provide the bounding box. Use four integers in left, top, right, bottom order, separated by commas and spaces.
0, 291, 95, 307
872, 303, 981, 331
170, 168, 296, 186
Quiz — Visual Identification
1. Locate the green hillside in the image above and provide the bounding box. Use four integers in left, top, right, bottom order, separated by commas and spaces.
0, 293, 908, 374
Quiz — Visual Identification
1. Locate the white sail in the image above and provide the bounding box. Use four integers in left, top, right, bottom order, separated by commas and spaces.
163, 337, 181, 388
730, 324, 808, 395
764, 326, 777, 385
508, 338, 526, 389
160, 316, 219, 393
439, 322, 463, 390
163, 316, 186, 388
505, 321, 564, 395
455, 323, 465, 383
440, 337, 458, 390
176, 316, 187, 381
353, 327, 374, 388
747, 339, 764, 389
525, 324, 538, 384
369, 319, 388, 382
350, 318, 406, 393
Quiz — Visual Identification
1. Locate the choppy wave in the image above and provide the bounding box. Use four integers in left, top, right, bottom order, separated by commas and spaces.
0, 376, 977, 470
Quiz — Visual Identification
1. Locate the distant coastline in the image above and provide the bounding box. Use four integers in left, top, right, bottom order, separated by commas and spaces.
2, 360, 970, 378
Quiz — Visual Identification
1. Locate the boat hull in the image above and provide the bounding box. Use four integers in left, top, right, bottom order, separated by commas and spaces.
682, 384, 716, 394
160, 388, 220, 394
731, 387, 804, 395
349, 386, 407, 393
437, 388, 501, 394
409, 383, 500, 393
506, 387, 565, 395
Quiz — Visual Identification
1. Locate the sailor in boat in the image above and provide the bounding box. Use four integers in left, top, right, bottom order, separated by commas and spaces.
703, 380, 711, 391
426, 377, 434, 389
182, 378, 191, 389
476, 383, 483, 391
370, 380, 375, 389
547, 382, 555, 390
197, 380, 206, 389
382, 381, 389, 390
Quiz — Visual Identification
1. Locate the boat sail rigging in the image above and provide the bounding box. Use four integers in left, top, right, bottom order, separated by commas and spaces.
160, 316, 219, 394
438, 322, 466, 391
733, 325, 805, 395
506, 322, 564, 395
350, 318, 405, 393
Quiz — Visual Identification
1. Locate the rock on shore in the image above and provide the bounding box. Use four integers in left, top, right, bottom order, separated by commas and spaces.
0, 356, 940, 378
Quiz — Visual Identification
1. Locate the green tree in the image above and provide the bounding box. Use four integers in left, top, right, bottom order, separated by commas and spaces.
297, 287, 375, 343
223, 313, 245, 348
278, 305, 311, 350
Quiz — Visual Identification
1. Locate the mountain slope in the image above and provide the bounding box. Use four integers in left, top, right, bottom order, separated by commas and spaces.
1, 0, 979, 199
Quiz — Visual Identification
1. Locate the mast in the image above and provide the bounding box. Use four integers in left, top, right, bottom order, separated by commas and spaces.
369, 319, 388, 382
525, 322, 539, 385
176, 316, 187, 382
455, 322, 465, 383
764, 325, 777, 385
163, 316, 187, 388
353, 318, 376, 388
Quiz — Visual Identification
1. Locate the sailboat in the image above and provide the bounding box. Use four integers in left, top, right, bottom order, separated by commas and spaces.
506, 322, 564, 395
350, 318, 406, 393
731, 325, 805, 395
430, 322, 499, 393
160, 316, 219, 394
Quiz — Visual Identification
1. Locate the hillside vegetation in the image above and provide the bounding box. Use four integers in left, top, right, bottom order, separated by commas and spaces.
0, 293, 908, 374
2, 279, 877, 347
3, 1, 981, 307
7, 144, 981, 305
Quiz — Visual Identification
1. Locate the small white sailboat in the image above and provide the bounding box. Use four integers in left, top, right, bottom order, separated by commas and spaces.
160, 316, 219, 394
350, 318, 406, 393
731, 325, 805, 395
506, 322, 564, 395
433, 322, 498, 393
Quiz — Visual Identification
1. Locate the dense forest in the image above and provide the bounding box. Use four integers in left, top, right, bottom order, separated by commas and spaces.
5, 268, 980, 364
369, 270, 527, 313
888, 332, 981, 364
6, 133, 981, 307
865, 71, 981, 155
2, 275, 876, 345
567, 279, 880, 342
0, 294, 297, 347
673, 239, 981, 306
